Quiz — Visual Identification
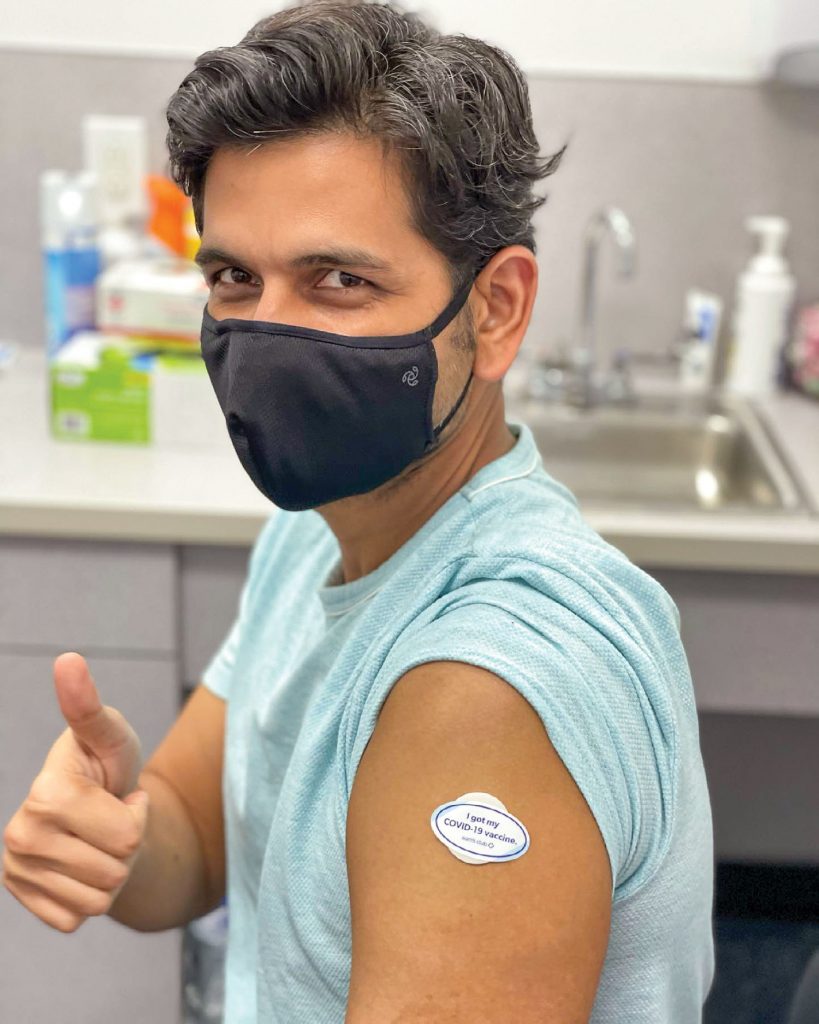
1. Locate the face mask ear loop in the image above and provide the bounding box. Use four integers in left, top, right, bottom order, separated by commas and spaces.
426, 270, 480, 442
421, 271, 479, 341
432, 367, 473, 438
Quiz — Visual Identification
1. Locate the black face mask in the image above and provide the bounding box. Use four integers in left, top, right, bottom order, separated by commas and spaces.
199, 271, 477, 511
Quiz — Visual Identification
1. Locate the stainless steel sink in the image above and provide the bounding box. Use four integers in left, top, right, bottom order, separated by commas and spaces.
506, 391, 812, 514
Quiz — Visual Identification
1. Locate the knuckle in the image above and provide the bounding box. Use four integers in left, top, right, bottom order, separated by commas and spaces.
54, 910, 84, 933
84, 889, 111, 916
106, 861, 130, 890
2, 874, 25, 906
3, 818, 29, 854
27, 772, 67, 809
2, 852, 20, 882
102, 705, 126, 729
117, 828, 142, 858
103, 706, 135, 745
3, 874, 36, 914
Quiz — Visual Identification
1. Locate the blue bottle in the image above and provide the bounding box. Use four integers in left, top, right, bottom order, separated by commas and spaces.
41, 170, 101, 360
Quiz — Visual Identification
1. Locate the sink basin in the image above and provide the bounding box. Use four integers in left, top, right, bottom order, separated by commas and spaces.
506, 391, 811, 514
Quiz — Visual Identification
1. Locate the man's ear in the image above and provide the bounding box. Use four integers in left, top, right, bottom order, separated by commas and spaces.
471, 246, 538, 383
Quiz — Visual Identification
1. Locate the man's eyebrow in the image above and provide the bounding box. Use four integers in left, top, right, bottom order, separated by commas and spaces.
194, 244, 394, 273
290, 248, 394, 272
194, 245, 241, 269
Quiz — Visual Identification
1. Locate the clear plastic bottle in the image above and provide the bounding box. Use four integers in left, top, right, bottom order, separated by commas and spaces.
182, 897, 229, 1024
40, 170, 102, 360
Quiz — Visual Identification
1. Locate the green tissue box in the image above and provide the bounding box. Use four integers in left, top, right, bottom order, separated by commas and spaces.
49, 332, 219, 446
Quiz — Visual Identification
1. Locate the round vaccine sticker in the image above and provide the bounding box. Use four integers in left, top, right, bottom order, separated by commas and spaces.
430, 791, 530, 865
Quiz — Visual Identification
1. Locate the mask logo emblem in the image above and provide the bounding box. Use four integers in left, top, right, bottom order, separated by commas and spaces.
402, 365, 420, 387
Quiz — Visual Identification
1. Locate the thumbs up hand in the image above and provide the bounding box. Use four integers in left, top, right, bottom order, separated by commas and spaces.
1, 653, 150, 933
47, 651, 143, 798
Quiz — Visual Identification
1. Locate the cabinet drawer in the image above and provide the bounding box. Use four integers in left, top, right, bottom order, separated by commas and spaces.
652, 568, 819, 716
180, 544, 252, 686
0, 537, 175, 653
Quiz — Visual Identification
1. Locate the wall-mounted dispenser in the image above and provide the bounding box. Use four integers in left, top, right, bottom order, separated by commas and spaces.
768, 0, 819, 86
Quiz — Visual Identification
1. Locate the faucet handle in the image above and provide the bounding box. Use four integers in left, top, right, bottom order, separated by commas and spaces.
604, 348, 638, 404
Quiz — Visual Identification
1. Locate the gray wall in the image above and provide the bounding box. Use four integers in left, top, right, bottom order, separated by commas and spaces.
2, 47, 819, 367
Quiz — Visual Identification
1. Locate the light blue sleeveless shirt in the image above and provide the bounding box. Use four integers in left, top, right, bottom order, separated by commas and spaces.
203, 419, 715, 1022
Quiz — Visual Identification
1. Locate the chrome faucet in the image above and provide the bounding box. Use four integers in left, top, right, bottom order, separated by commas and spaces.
567, 206, 637, 408
519, 206, 689, 410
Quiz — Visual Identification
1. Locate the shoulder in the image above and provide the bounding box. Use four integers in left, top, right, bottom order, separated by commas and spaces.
345, 656, 613, 1020
348, 539, 682, 901
447, 496, 684, 677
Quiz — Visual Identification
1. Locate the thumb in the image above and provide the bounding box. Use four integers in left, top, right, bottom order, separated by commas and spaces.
53, 652, 133, 761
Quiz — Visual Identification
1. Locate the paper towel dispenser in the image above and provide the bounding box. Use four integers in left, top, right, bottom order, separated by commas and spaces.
769, 0, 819, 86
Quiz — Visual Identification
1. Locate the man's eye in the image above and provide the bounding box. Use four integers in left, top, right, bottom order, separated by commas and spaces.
316, 270, 368, 290
211, 267, 254, 287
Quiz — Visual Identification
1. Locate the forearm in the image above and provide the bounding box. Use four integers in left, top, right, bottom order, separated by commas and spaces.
107, 768, 223, 932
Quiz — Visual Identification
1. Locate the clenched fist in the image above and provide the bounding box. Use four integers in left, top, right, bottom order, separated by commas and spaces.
2, 652, 150, 933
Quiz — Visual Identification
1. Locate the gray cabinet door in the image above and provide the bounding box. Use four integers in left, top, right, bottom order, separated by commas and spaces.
651, 568, 819, 716
0, 537, 175, 654
650, 568, 819, 864
0, 651, 182, 1024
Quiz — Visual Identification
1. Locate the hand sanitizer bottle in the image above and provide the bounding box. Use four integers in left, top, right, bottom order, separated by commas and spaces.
725, 216, 796, 396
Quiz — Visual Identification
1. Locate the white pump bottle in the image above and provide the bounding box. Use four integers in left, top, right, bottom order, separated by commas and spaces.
724, 216, 796, 396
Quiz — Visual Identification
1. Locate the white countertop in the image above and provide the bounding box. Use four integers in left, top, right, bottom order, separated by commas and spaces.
1, 347, 818, 572
0, 348, 271, 545
754, 388, 819, 507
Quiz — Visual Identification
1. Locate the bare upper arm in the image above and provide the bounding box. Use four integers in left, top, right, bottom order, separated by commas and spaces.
344, 660, 612, 1023
142, 682, 227, 908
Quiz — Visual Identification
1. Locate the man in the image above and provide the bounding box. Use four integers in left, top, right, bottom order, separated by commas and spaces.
2, 2, 715, 1021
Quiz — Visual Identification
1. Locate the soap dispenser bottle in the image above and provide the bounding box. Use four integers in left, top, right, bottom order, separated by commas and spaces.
725, 216, 796, 396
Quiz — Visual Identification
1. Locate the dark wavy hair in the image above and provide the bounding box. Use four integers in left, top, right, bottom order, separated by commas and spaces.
165, 0, 568, 288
